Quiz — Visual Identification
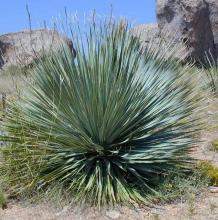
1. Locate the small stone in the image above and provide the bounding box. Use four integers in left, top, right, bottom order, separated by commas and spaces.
55, 205, 70, 216
208, 111, 213, 115
106, 210, 120, 219
209, 186, 218, 193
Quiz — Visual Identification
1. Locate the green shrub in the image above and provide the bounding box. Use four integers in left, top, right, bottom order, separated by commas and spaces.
197, 161, 218, 186
152, 167, 209, 203
211, 140, 218, 151
0, 191, 7, 209
0, 21, 202, 206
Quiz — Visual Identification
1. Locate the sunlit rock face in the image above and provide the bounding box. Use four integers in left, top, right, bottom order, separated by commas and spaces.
0, 29, 74, 69
132, 0, 218, 64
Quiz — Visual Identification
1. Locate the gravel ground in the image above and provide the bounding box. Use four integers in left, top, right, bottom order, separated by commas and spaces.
0, 192, 217, 220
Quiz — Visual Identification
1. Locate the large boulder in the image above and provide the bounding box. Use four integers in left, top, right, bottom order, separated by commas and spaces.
132, 0, 218, 64
0, 29, 74, 69
207, 0, 218, 58
131, 24, 160, 49
131, 23, 187, 61
156, 0, 216, 63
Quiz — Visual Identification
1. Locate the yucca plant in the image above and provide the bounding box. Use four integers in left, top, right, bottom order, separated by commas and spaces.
205, 66, 218, 95
0, 20, 201, 206
204, 54, 218, 95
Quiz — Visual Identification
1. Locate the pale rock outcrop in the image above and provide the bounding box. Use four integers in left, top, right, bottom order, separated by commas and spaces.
0, 29, 74, 69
